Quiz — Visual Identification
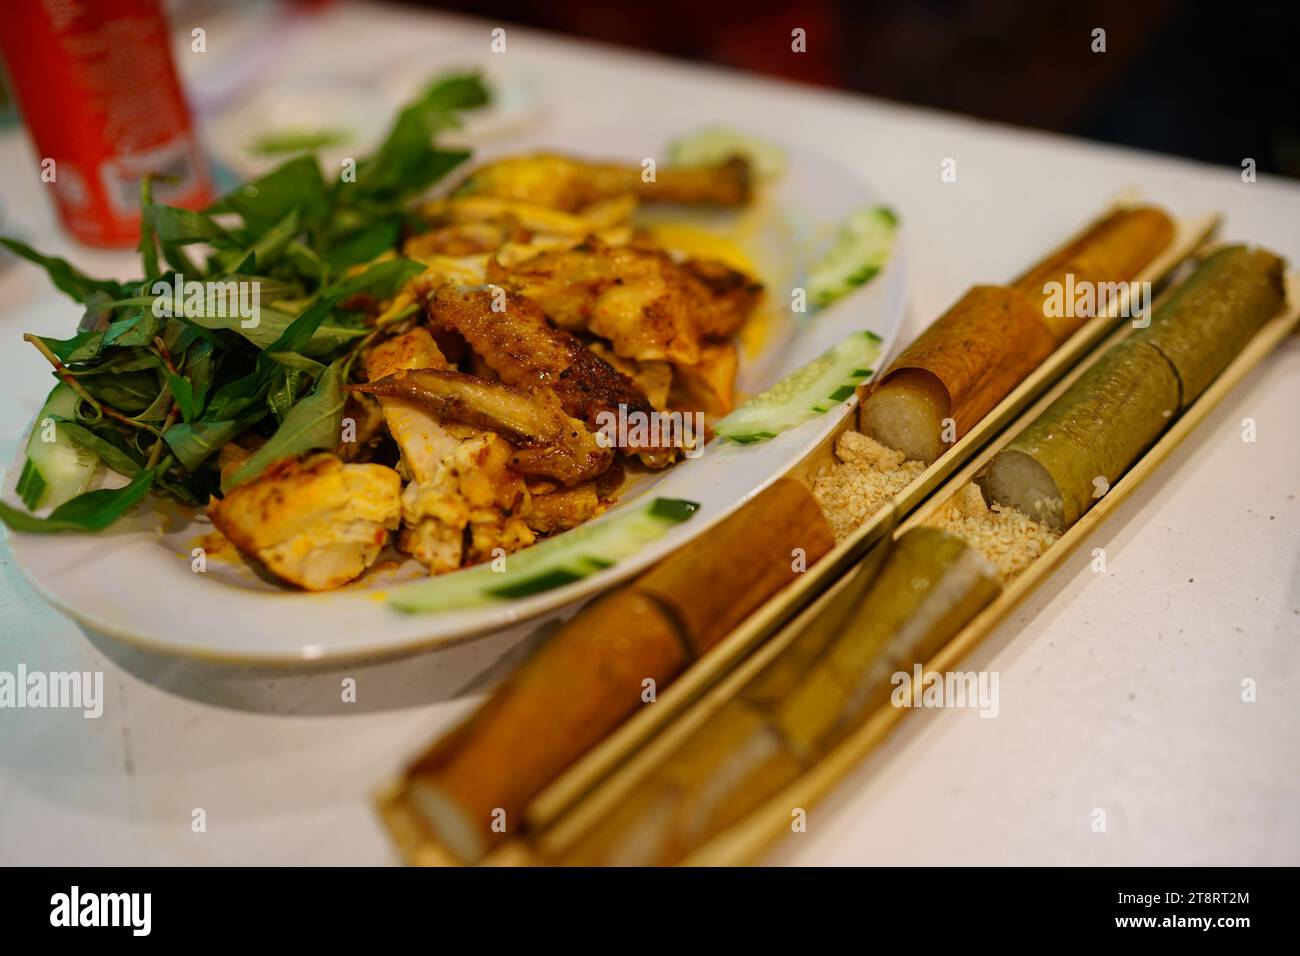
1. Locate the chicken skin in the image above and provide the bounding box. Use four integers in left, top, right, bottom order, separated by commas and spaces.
426, 285, 678, 468
486, 239, 760, 367
354, 369, 612, 486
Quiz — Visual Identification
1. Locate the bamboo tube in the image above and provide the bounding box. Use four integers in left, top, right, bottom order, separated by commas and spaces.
634, 478, 836, 656
975, 337, 1179, 532
774, 527, 1001, 756
553, 527, 1000, 866
978, 245, 1286, 532
860, 206, 1176, 464
557, 701, 802, 866
1011, 206, 1176, 339
408, 589, 684, 864
860, 286, 1055, 463
1134, 245, 1285, 409
739, 541, 890, 708
398, 477, 835, 863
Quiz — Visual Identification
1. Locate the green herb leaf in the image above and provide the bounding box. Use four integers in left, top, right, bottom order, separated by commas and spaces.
1, 237, 126, 304
324, 218, 402, 270
179, 338, 214, 420
217, 208, 301, 274
249, 127, 351, 156
265, 291, 345, 355
37, 330, 105, 364
164, 372, 197, 423
102, 309, 164, 348
225, 359, 346, 490
209, 154, 331, 233
332, 257, 426, 300
79, 367, 161, 414
267, 366, 315, 423
265, 351, 326, 374
164, 418, 255, 470
352, 72, 486, 202
137, 177, 162, 279
149, 204, 236, 246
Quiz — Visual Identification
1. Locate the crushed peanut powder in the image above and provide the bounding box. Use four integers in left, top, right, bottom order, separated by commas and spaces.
929, 483, 1059, 582
812, 431, 926, 541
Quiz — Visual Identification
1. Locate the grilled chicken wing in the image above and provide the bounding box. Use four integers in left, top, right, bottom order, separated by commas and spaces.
428, 284, 655, 427
588, 342, 673, 411
486, 239, 761, 367
209, 453, 401, 591
456, 153, 751, 213
354, 369, 612, 486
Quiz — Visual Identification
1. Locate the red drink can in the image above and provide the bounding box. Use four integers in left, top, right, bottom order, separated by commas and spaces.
0, 0, 213, 247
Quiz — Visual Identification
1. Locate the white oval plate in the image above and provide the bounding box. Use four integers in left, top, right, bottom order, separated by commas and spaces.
3, 125, 906, 664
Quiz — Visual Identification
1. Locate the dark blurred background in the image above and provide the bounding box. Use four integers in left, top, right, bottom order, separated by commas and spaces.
418, 0, 1300, 178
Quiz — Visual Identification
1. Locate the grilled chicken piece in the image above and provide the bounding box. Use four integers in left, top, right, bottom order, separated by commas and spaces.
456, 153, 751, 212
426, 285, 675, 467
524, 482, 604, 534
589, 342, 673, 411
671, 341, 739, 417
209, 453, 401, 591
486, 238, 761, 367
400, 434, 535, 569
366, 327, 465, 572
354, 369, 612, 486
364, 328, 461, 483
372, 255, 488, 327
365, 328, 535, 572
337, 391, 385, 461
681, 257, 765, 339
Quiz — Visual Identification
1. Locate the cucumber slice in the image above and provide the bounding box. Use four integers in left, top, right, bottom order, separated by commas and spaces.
716, 331, 881, 444
17, 384, 100, 510
808, 206, 897, 307
390, 497, 700, 613
666, 126, 786, 180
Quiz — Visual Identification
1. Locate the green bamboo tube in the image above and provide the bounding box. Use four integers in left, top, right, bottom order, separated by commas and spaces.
774, 526, 1001, 757
1133, 245, 1284, 410
975, 336, 1179, 532
557, 701, 801, 866
978, 245, 1286, 532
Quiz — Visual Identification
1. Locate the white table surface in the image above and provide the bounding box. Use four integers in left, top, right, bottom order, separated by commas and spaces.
0, 2, 1296, 866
